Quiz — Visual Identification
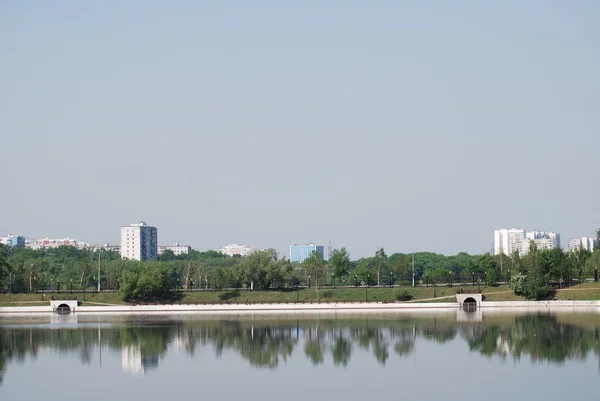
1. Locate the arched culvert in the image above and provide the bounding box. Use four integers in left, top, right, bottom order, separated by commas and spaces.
462, 297, 477, 311
55, 304, 71, 314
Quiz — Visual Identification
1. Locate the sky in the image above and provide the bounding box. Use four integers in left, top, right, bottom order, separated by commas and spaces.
1, 1, 599, 259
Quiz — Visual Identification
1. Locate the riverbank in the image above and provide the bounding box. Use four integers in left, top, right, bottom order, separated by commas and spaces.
3, 282, 600, 307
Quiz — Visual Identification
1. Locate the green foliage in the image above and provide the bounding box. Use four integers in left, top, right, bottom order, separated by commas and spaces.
477, 253, 500, 286
509, 272, 526, 295
395, 290, 413, 301
303, 251, 326, 291
373, 248, 388, 286
329, 248, 351, 279
520, 248, 550, 300
118, 263, 177, 302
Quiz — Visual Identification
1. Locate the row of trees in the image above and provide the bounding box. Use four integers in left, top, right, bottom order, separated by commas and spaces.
2, 238, 600, 300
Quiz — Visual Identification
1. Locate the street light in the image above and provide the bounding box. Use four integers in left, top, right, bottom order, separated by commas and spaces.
331, 273, 335, 289
366, 274, 370, 302
308, 275, 311, 289
70, 279, 73, 294
355, 275, 358, 288
390, 272, 393, 288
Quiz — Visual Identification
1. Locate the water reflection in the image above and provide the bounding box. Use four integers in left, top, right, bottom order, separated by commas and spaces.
1, 312, 600, 383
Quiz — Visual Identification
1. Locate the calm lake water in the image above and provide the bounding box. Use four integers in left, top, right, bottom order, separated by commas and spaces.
1, 310, 599, 400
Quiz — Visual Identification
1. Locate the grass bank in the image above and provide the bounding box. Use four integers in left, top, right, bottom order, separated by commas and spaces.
1, 283, 600, 306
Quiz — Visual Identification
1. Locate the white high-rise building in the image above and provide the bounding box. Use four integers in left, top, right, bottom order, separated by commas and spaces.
495, 228, 560, 255
494, 229, 526, 255
524, 231, 560, 252
120, 222, 158, 261
219, 243, 253, 257
568, 237, 596, 252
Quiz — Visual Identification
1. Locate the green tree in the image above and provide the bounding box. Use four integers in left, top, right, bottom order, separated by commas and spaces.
329, 248, 351, 281
373, 248, 388, 286
242, 249, 279, 290
520, 244, 550, 300
118, 262, 176, 301
158, 249, 177, 261
390, 254, 411, 280
0, 245, 11, 290
303, 251, 326, 295
477, 253, 499, 286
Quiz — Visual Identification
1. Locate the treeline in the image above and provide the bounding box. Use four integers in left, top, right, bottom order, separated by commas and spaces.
1, 241, 600, 301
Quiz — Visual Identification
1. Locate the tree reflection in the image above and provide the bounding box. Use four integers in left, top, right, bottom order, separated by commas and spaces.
1, 313, 600, 382
466, 314, 600, 364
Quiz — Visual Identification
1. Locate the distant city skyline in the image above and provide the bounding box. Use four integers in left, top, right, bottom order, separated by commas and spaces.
3, 221, 598, 259
2, 2, 599, 259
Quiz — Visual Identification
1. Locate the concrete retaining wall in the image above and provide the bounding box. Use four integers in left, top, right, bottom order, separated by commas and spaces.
1, 300, 600, 315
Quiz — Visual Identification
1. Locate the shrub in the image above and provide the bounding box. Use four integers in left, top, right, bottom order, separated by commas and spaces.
396, 290, 413, 301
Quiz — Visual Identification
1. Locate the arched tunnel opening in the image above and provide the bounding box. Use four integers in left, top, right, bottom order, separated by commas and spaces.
55, 304, 71, 314
462, 297, 477, 311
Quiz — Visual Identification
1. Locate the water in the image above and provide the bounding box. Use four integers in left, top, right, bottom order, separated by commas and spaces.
1, 310, 599, 400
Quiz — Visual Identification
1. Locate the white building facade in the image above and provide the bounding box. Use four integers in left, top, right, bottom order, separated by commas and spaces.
158, 243, 191, 256
524, 231, 560, 253
494, 229, 526, 255
219, 243, 253, 257
26, 237, 87, 250
568, 237, 596, 252
120, 222, 158, 261
495, 228, 560, 255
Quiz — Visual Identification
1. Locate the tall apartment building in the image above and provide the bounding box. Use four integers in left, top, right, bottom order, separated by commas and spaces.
219, 243, 253, 257
568, 237, 596, 252
494, 229, 526, 255
494, 228, 560, 255
290, 244, 325, 263
120, 222, 158, 261
525, 231, 560, 252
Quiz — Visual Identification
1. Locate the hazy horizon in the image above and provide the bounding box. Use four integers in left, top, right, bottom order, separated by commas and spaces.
2, 1, 599, 258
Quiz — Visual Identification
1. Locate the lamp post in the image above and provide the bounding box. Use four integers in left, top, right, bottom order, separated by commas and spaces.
70, 279, 73, 294
97, 250, 101, 293
366, 274, 370, 302
331, 273, 335, 289
296, 283, 299, 303
50, 278, 53, 294
390, 272, 393, 288
57, 280, 60, 294
93, 276, 96, 293
355, 275, 358, 288
308, 275, 311, 289
117, 279, 121, 291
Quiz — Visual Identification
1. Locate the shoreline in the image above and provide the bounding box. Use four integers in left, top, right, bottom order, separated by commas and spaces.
2, 300, 600, 315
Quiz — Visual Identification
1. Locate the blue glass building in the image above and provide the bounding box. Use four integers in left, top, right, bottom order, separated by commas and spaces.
0, 235, 25, 247
289, 244, 325, 263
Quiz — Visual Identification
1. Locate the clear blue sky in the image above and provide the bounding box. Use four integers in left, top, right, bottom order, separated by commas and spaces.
1, 1, 599, 258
